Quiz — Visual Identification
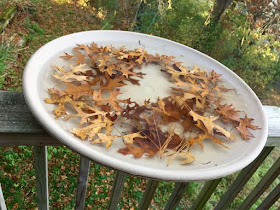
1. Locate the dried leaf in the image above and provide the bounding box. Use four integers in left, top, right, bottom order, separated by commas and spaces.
122, 132, 146, 144
178, 152, 195, 165
118, 144, 145, 158
92, 133, 119, 149
236, 115, 260, 140
100, 73, 126, 90
215, 103, 240, 123
60, 52, 73, 60
53, 64, 91, 82
46, 43, 260, 166
64, 104, 106, 126
189, 110, 235, 140
93, 89, 124, 112
64, 83, 93, 100
71, 117, 107, 140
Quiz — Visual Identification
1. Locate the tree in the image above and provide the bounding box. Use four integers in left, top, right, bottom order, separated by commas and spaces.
211, 0, 233, 24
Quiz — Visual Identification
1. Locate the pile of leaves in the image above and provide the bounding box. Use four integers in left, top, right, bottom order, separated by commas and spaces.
45, 43, 260, 165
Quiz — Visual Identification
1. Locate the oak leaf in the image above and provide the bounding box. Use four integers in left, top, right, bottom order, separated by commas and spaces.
189, 110, 235, 140
213, 85, 232, 98
178, 152, 195, 165
46, 43, 260, 165
99, 65, 116, 76
71, 117, 107, 140
215, 103, 240, 123
63, 83, 93, 100
209, 70, 222, 84
118, 137, 159, 158
93, 89, 124, 112
135, 137, 159, 155
127, 77, 141, 86
45, 95, 74, 118
74, 51, 86, 65
74, 44, 92, 55
119, 65, 140, 78
60, 52, 73, 60
100, 73, 126, 90
188, 121, 228, 149
97, 55, 113, 67
90, 42, 101, 53
64, 104, 107, 126
153, 98, 171, 116
236, 115, 260, 140
118, 144, 145, 158
182, 115, 194, 131
92, 133, 119, 149
122, 132, 146, 144
53, 64, 91, 82
164, 64, 189, 81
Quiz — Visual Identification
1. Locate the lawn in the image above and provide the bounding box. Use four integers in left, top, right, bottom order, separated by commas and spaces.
0, 0, 279, 209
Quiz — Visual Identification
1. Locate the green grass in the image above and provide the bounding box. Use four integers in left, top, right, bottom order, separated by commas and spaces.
0, 42, 18, 90
1, 146, 279, 209
0, 0, 280, 209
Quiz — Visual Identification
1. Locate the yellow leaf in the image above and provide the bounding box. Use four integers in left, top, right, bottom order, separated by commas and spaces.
53, 64, 91, 82
122, 132, 146, 144
179, 152, 195, 165
92, 133, 119, 149
71, 117, 108, 140
189, 110, 235, 140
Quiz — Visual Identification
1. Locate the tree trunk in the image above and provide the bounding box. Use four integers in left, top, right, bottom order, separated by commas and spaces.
0, 6, 17, 32
211, 0, 233, 24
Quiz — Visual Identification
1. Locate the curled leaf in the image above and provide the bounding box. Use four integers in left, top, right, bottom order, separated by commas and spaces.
189, 110, 235, 140
122, 132, 146, 144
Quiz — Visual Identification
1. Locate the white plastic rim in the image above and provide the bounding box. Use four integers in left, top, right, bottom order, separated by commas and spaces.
23, 30, 268, 181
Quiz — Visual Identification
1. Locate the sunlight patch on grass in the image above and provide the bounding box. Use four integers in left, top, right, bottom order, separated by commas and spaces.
52, 0, 73, 5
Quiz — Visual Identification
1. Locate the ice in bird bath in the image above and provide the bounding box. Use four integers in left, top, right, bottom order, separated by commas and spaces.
118, 64, 175, 104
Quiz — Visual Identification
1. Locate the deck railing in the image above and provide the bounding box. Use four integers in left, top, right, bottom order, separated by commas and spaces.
0, 91, 279, 210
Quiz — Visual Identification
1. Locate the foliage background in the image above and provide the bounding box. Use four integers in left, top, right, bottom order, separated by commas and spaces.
0, 0, 279, 209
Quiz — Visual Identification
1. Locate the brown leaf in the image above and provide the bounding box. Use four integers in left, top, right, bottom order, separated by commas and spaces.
153, 98, 171, 116
118, 144, 145, 158
74, 44, 92, 55
190, 121, 229, 149
166, 133, 187, 149
90, 42, 101, 53
71, 117, 108, 140
182, 115, 193, 131
75, 51, 86, 65
45, 95, 73, 118
92, 133, 119, 149
100, 73, 126, 90
152, 97, 185, 124
236, 115, 260, 140
119, 65, 140, 78
134, 138, 159, 157
60, 52, 73, 60
53, 64, 91, 82
188, 133, 228, 150
64, 83, 93, 100
127, 77, 141, 86
189, 110, 235, 140
122, 132, 146, 144
93, 89, 124, 112
178, 152, 195, 165
208, 70, 222, 84
65, 104, 106, 126
123, 101, 149, 121
164, 64, 189, 81
215, 103, 240, 123
46, 43, 259, 164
